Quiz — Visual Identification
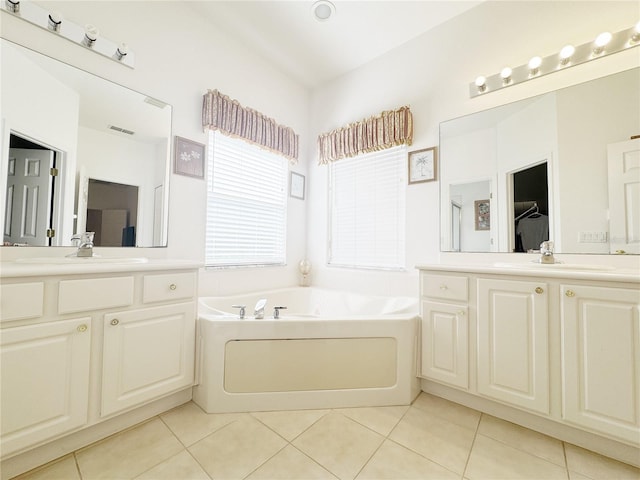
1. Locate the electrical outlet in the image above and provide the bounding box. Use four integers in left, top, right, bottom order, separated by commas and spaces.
578, 231, 608, 243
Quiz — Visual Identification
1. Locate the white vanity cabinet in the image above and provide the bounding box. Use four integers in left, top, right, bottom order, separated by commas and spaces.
0, 317, 91, 456
561, 284, 640, 444
418, 265, 640, 457
477, 277, 549, 414
419, 273, 469, 389
0, 261, 199, 462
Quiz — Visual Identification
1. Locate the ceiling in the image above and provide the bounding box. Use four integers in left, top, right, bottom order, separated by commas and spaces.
188, 1, 482, 89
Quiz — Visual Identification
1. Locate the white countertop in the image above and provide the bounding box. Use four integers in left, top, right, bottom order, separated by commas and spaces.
0, 258, 203, 278
416, 263, 640, 283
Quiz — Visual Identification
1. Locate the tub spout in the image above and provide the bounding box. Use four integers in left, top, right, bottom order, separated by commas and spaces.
273, 306, 287, 319
254, 298, 267, 319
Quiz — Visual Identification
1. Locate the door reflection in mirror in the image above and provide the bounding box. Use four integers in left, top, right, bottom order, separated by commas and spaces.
512, 162, 549, 252
86, 179, 138, 247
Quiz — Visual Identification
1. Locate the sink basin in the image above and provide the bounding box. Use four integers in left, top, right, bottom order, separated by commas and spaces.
494, 262, 614, 272
15, 256, 148, 264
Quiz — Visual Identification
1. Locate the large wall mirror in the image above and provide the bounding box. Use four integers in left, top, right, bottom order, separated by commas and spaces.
440, 67, 639, 255
1, 39, 172, 248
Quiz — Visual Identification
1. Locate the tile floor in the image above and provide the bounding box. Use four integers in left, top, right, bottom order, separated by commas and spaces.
13, 393, 640, 480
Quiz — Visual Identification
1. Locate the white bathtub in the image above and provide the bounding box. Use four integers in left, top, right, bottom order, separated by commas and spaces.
193, 287, 421, 413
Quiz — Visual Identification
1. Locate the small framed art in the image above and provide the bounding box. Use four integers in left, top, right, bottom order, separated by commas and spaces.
475, 199, 490, 230
290, 171, 305, 200
174, 136, 205, 179
408, 146, 437, 184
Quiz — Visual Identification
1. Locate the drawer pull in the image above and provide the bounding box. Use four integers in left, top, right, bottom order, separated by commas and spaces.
110, 319, 120, 326
169, 284, 177, 291
77, 324, 88, 333
565, 290, 575, 297
440, 285, 448, 291
535, 287, 544, 294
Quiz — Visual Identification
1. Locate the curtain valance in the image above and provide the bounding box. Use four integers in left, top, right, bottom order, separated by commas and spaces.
202, 89, 299, 163
317, 106, 413, 164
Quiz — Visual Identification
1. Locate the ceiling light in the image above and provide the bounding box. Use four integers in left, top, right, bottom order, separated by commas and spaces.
312, 0, 335, 22
592, 32, 612, 55
559, 44, 575, 65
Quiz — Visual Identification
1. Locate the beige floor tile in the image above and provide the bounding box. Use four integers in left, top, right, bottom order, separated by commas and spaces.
189, 414, 286, 479
134, 450, 210, 479
334, 405, 409, 436
251, 409, 329, 441
160, 401, 242, 446
465, 435, 568, 479
412, 393, 481, 430
247, 445, 338, 479
357, 439, 460, 480
564, 444, 640, 480
389, 406, 476, 475
293, 413, 384, 480
76, 418, 184, 480
477, 414, 566, 467
12, 454, 80, 480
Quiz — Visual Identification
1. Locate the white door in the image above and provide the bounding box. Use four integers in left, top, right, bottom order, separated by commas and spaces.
477, 278, 549, 414
101, 302, 196, 417
0, 317, 91, 456
421, 301, 469, 389
4, 148, 54, 245
608, 139, 640, 254
561, 284, 640, 443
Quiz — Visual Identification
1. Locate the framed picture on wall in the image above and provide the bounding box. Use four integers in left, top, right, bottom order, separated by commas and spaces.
290, 171, 305, 200
174, 136, 205, 179
408, 146, 437, 184
475, 199, 490, 230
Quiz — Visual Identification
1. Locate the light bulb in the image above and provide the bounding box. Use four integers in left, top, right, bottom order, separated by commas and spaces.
559, 44, 575, 65
475, 75, 487, 92
115, 42, 128, 61
82, 24, 99, 47
632, 21, 640, 43
47, 11, 62, 32
500, 67, 513, 84
528, 56, 542, 76
5, 0, 19, 14
593, 32, 612, 55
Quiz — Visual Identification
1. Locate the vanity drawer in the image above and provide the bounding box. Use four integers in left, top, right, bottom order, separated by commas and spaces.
58, 277, 134, 314
143, 272, 196, 304
0, 282, 44, 322
421, 274, 468, 302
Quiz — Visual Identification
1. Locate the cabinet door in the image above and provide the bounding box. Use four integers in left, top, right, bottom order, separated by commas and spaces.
1, 317, 91, 456
421, 301, 469, 389
561, 284, 640, 443
477, 278, 549, 414
101, 302, 195, 417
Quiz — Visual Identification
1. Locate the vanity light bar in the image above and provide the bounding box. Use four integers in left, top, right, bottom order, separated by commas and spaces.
469, 23, 639, 98
0, 0, 135, 68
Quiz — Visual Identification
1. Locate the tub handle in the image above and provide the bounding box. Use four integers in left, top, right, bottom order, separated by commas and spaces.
273, 306, 287, 319
231, 305, 246, 319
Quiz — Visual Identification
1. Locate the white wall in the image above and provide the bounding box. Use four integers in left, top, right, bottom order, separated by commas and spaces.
308, 1, 640, 296
0, 2, 309, 294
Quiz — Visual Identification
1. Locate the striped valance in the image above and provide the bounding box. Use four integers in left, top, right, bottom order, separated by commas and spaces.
203, 89, 299, 163
317, 106, 413, 164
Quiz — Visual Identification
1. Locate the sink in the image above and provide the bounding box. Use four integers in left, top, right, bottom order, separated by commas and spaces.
15, 256, 148, 264
493, 262, 614, 272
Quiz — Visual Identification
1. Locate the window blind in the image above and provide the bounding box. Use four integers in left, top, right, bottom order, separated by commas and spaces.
328, 146, 406, 269
206, 131, 287, 267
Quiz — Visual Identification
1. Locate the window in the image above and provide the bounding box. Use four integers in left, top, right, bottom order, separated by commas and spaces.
328, 146, 406, 270
205, 131, 288, 267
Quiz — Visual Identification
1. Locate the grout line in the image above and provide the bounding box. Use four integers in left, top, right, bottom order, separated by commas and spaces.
562, 442, 571, 480
461, 411, 482, 478
73, 452, 82, 480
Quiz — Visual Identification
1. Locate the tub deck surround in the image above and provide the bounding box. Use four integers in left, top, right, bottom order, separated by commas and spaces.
0, 258, 201, 478
194, 288, 421, 413
417, 262, 640, 467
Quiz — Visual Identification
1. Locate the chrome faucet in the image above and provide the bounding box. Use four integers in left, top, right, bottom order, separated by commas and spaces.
254, 299, 267, 319
71, 232, 95, 257
273, 306, 287, 319
539, 241, 555, 264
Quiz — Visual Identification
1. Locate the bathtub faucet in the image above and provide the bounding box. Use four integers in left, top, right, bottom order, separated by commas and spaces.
232, 305, 246, 319
254, 299, 267, 319
273, 306, 287, 319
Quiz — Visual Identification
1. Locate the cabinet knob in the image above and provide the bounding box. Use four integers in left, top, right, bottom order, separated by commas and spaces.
110, 319, 119, 326
440, 285, 448, 290
169, 284, 177, 291
565, 290, 575, 297
77, 324, 88, 333
458, 310, 466, 316
535, 287, 544, 294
